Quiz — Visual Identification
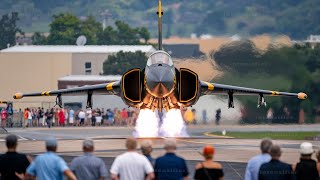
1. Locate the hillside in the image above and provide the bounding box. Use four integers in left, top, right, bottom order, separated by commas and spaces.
1, 0, 319, 39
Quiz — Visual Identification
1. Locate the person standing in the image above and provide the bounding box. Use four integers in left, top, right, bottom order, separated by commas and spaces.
293, 142, 319, 180
245, 139, 273, 180
121, 108, 128, 126
202, 109, 207, 124
59, 109, 65, 127
1, 108, 7, 127
95, 108, 102, 126
258, 145, 295, 180
107, 109, 114, 126
70, 139, 108, 180
54, 108, 59, 127
69, 108, 75, 126
194, 145, 224, 180
141, 140, 154, 166
184, 108, 194, 125
266, 108, 273, 124
91, 109, 96, 127
27, 108, 32, 127
23, 108, 28, 128
110, 138, 154, 180
215, 108, 221, 125
64, 109, 68, 126
6, 103, 14, 128
78, 109, 86, 126
154, 138, 189, 180
24, 137, 77, 180
0, 135, 31, 180
45, 109, 54, 128
37, 107, 44, 127
86, 108, 92, 126
18, 108, 23, 127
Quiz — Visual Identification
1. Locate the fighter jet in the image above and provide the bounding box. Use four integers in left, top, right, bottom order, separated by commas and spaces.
13, 0, 307, 111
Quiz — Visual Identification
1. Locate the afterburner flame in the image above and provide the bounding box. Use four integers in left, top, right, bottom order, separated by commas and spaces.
133, 109, 188, 138
133, 109, 160, 137
159, 109, 189, 137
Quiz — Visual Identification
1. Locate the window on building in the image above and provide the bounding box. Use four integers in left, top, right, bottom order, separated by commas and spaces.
85, 62, 92, 75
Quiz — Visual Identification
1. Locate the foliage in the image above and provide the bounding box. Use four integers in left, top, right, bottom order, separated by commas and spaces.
31, 13, 149, 45
79, 15, 103, 45
31, 32, 47, 45
0, 12, 22, 50
1, 0, 319, 38
103, 51, 147, 75
213, 41, 320, 123
47, 13, 81, 45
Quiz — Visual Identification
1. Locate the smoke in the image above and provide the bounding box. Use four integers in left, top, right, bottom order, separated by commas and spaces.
133, 109, 189, 138
159, 109, 189, 137
133, 109, 159, 137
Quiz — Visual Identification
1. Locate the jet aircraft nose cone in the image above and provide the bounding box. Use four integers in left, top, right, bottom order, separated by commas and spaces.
146, 64, 175, 97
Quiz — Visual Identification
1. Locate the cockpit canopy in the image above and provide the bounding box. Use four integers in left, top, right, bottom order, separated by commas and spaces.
147, 51, 174, 67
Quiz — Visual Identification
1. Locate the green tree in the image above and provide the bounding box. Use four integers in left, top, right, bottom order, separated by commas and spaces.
103, 51, 147, 75
115, 21, 139, 45
47, 13, 81, 45
31, 32, 47, 45
97, 26, 118, 45
138, 27, 150, 43
0, 12, 22, 50
80, 15, 103, 45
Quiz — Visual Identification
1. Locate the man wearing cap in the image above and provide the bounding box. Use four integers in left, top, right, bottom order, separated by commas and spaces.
154, 138, 189, 180
293, 142, 319, 180
25, 137, 77, 180
194, 145, 224, 180
245, 139, 273, 180
70, 139, 108, 180
258, 145, 295, 180
0, 134, 31, 180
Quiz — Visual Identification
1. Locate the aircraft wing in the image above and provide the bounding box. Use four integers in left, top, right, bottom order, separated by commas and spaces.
200, 81, 307, 107
0, 101, 8, 104
13, 81, 121, 107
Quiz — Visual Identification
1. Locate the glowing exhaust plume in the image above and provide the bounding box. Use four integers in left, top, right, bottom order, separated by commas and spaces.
159, 109, 189, 137
133, 109, 159, 137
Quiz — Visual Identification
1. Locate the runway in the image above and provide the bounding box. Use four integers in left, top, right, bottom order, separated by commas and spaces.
1, 124, 319, 180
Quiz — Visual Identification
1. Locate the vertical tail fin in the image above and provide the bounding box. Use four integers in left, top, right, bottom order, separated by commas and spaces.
157, 0, 163, 50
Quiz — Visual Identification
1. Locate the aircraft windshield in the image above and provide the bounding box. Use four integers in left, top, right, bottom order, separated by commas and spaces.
147, 51, 173, 66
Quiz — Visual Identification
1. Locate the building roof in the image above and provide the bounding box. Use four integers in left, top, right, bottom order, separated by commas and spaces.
59, 75, 122, 81
0, 45, 156, 53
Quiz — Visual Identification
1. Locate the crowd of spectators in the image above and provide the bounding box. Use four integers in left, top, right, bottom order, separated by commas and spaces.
0, 107, 140, 128
0, 106, 213, 128
0, 134, 319, 180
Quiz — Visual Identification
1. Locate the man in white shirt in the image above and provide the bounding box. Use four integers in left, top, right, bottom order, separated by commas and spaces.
78, 110, 86, 126
110, 138, 154, 180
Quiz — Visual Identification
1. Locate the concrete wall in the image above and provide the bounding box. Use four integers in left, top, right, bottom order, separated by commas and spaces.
0, 52, 72, 109
71, 53, 109, 75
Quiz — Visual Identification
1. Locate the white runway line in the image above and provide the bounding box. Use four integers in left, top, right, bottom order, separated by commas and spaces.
17, 135, 28, 140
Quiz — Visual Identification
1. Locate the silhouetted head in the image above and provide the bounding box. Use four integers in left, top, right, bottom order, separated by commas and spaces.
126, 138, 137, 151
260, 139, 273, 154
141, 140, 153, 155
6, 134, 18, 150
270, 145, 282, 160
83, 139, 94, 153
